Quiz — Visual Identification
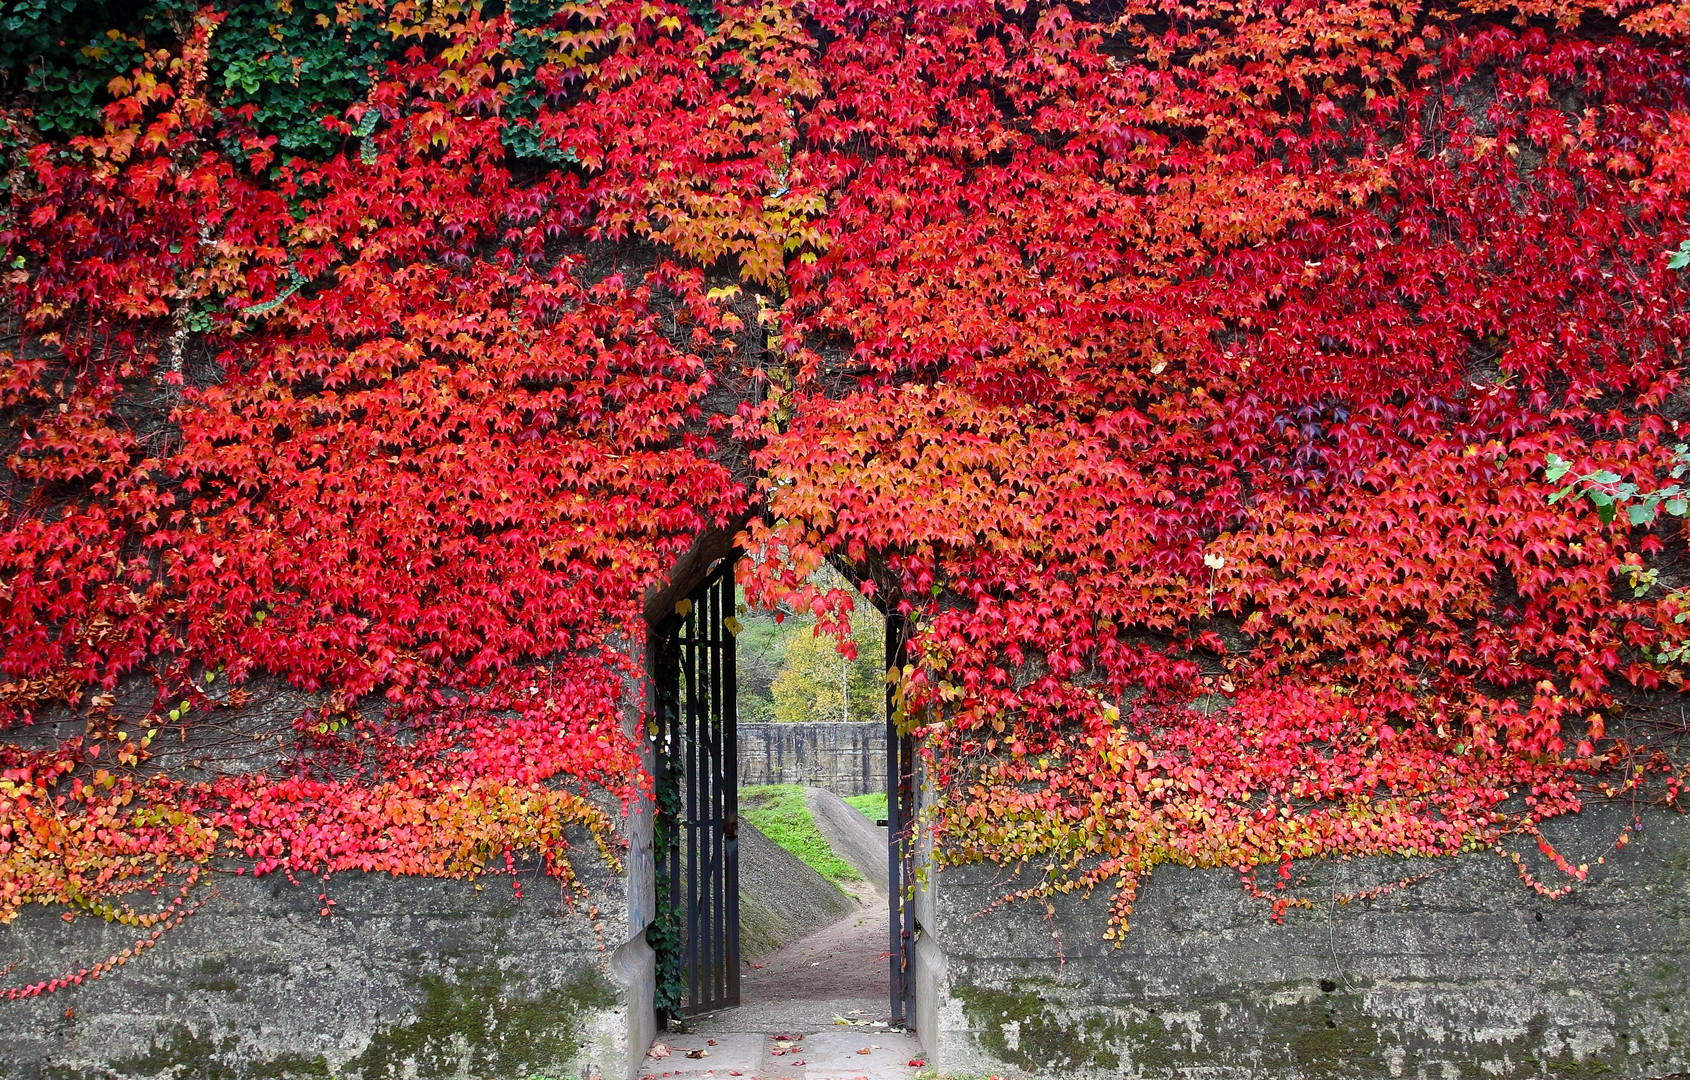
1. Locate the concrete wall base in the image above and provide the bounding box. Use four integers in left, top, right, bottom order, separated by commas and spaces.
919, 802, 1690, 1079
2, 857, 642, 1080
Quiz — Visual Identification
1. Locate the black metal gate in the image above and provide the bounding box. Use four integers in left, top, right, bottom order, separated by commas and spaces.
653, 555, 740, 1017
886, 612, 917, 1026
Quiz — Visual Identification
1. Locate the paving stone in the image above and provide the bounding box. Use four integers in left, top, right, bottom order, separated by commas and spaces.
639, 1032, 767, 1079
798, 1028, 925, 1080
638, 1029, 926, 1080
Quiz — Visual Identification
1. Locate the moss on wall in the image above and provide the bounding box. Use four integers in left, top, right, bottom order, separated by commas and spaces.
950, 973, 1690, 1080
110, 1027, 333, 1079
88, 966, 615, 1079
346, 966, 617, 1079
930, 805, 1690, 1079
953, 981, 1125, 1072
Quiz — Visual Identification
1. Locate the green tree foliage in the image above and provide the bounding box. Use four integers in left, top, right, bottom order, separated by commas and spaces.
737, 567, 884, 724
768, 615, 883, 725
733, 602, 791, 720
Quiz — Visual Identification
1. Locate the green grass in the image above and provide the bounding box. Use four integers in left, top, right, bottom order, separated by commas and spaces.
740, 784, 859, 883
844, 791, 888, 823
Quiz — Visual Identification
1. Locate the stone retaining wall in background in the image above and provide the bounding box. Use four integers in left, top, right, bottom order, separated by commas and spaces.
738, 721, 885, 797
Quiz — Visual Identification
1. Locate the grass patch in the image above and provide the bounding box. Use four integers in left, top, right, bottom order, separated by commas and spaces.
740, 784, 859, 883
844, 791, 888, 823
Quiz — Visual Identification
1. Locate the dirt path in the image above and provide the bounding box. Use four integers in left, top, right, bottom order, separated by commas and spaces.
699, 884, 888, 1032
639, 888, 926, 1080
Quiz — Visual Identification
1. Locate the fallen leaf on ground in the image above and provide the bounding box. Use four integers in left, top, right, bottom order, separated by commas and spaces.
685, 1049, 708, 1059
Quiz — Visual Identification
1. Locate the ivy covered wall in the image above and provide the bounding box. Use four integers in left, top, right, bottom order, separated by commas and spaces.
4, 3, 1690, 1072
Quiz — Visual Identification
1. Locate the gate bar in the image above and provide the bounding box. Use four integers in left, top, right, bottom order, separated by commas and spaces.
886, 612, 917, 1027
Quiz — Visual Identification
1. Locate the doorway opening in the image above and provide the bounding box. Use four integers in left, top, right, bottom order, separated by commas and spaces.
650, 554, 916, 1038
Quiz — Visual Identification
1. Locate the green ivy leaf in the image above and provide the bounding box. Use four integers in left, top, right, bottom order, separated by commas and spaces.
1588, 491, 1617, 524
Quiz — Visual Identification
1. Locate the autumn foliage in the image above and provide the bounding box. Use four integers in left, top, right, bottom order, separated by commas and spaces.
5, 0, 1690, 992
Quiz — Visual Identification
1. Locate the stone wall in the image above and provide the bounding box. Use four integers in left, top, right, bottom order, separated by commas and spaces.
738, 721, 885, 797
2, 836, 649, 1080
915, 800, 1690, 1079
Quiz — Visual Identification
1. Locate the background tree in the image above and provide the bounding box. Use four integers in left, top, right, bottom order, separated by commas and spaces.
766, 607, 884, 725
738, 567, 885, 723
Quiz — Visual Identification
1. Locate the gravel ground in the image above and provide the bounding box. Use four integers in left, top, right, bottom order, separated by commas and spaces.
805, 789, 890, 895
693, 881, 890, 1032
739, 821, 857, 959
